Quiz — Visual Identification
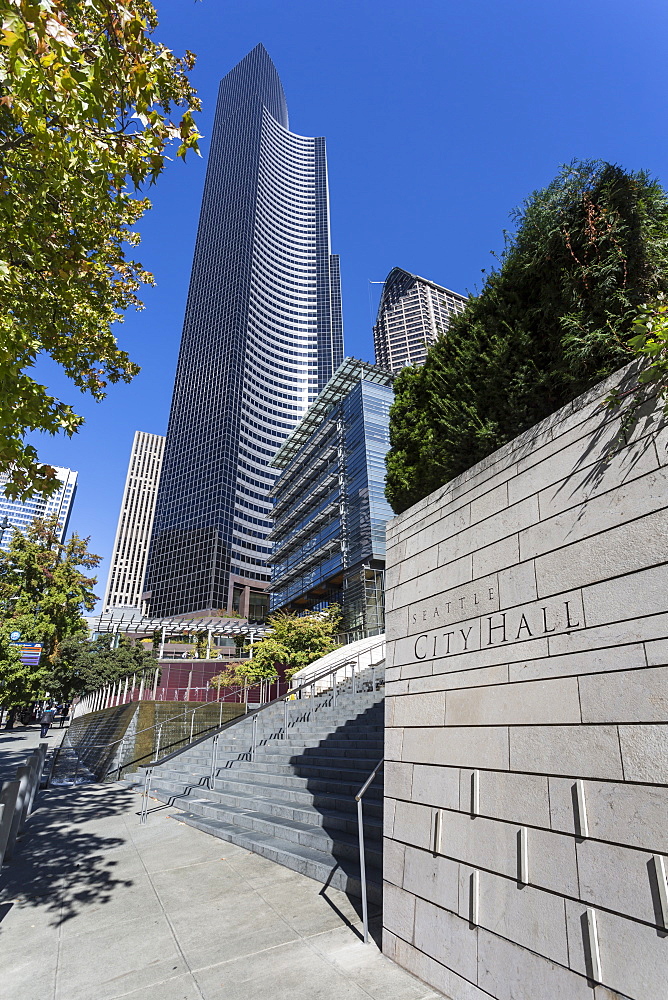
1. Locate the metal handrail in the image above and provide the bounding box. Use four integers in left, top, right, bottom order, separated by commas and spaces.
137, 641, 386, 819
355, 759, 384, 944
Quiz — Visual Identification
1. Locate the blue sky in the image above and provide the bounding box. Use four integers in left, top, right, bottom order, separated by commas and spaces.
29, 0, 668, 604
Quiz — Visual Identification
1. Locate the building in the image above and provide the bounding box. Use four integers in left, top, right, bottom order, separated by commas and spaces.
0, 465, 77, 552
268, 358, 394, 639
144, 44, 343, 620
103, 431, 165, 613
373, 267, 467, 372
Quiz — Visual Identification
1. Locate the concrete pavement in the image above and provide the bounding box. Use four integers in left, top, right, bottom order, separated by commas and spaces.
0, 781, 442, 1000
0, 721, 67, 783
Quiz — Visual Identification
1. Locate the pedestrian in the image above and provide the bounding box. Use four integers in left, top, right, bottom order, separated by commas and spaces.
39, 705, 56, 738
59, 703, 70, 728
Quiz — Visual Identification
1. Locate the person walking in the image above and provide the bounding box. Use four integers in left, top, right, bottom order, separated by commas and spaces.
39, 705, 56, 738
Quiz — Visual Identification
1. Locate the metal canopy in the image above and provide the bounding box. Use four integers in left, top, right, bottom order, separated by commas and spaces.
270, 357, 394, 471
85, 610, 272, 639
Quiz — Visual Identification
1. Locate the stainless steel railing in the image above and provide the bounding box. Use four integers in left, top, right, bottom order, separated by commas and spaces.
356, 759, 384, 944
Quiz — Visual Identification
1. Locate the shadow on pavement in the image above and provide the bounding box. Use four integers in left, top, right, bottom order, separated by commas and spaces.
0, 784, 136, 928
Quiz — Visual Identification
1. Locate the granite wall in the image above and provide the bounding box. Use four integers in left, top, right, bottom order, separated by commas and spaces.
383, 365, 668, 1000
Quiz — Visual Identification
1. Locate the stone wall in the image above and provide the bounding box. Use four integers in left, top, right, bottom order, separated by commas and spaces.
383, 365, 668, 1000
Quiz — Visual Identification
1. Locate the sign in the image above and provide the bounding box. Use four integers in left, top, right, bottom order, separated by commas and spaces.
19, 643, 42, 666
9, 630, 21, 642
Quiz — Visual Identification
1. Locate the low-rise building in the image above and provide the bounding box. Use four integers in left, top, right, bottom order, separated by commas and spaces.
268, 358, 394, 639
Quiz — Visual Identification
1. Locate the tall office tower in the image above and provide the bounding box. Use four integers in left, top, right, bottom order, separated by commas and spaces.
373, 267, 467, 373
103, 431, 165, 613
0, 466, 77, 552
144, 45, 343, 619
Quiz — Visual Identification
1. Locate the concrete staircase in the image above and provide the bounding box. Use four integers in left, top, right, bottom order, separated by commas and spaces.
141, 666, 385, 901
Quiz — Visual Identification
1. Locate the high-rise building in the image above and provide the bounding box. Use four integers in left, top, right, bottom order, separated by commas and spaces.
268, 358, 394, 639
0, 466, 77, 552
103, 431, 165, 613
373, 267, 467, 372
144, 44, 343, 619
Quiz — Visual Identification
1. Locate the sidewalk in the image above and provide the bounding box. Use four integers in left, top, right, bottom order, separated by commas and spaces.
0, 781, 441, 1000
0, 721, 67, 783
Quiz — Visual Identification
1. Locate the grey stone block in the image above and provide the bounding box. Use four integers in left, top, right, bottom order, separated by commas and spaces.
384, 798, 396, 838
510, 724, 624, 780
576, 838, 657, 924
477, 925, 593, 1000
409, 663, 509, 695
470, 481, 509, 523
583, 562, 668, 629
473, 868, 569, 965
530, 826, 579, 897
402, 726, 509, 771
536, 508, 668, 600
497, 559, 538, 610
509, 642, 646, 683
618, 724, 668, 782
414, 897, 478, 985
579, 665, 668, 723
525, 465, 668, 563
403, 845, 459, 913
411, 764, 460, 811
565, 899, 668, 1000
385, 931, 490, 1000
645, 637, 668, 665
385, 727, 404, 762
392, 691, 446, 728
383, 882, 416, 943
392, 800, 433, 851
384, 761, 413, 801
383, 838, 406, 887
445, 676, 581, 727
472, 534, 520, 581
406, 572, 499, 637
548, 611, 668, 657
459, 768, 550, 829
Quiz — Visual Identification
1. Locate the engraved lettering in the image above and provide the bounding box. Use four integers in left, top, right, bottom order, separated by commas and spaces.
422, 610, 428, 621
541, 607, 556, 633
415, 634, 429, 659
459, 597, 466, 609
445, 602, 451, 613
487, 613, 507, 645
565, 600, 581, 629
433, 607, 440, 618
489, 588, 495, 600
515, 614, 533, 640
412, 613, 417, 625
460, 626, 474, 650
432, 636, 438, 657
474, 592, 479, 605
442, 631, 454, 654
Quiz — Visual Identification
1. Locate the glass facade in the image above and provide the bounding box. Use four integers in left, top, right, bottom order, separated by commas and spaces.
268, 359, 394, 637
0, 466, 77, 552
373, 267, 467, 372
145, 44, 343, 617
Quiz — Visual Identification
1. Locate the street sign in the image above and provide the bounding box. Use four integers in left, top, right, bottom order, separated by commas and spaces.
9, 630, 21, 642
19, 643, 42, 666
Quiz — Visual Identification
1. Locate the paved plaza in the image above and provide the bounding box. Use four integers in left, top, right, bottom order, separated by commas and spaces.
0, 735, 440, 1000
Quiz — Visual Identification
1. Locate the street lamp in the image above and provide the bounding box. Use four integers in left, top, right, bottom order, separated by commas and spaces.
0, 515, 10, 548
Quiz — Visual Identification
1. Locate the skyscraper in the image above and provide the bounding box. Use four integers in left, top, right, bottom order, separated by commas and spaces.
103, 431, 165, 613
373, 267, 467, 372
145, 45, 343, 618
0, 466, 77, 552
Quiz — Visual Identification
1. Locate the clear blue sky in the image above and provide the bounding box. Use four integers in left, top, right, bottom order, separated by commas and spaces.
29, 0, 668, 605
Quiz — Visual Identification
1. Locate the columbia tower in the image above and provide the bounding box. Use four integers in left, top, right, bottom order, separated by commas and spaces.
145, 45, 343, 617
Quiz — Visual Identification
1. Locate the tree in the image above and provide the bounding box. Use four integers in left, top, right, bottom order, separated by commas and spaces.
0, 0, 200, 499
0, 515, 99, 661
47, 634, 156, 701
247, 606, 342, 684
0, 516, 100, 719
386, 161, 668, 514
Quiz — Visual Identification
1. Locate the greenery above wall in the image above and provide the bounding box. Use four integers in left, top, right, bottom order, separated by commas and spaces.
385, 160, 668, 514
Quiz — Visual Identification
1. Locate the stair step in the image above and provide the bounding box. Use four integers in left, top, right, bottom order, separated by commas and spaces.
170, 810, 382, 903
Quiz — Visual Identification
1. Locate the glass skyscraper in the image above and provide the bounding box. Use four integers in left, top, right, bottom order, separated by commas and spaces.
145, 45, 343, 618
0, 466, 77, 552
